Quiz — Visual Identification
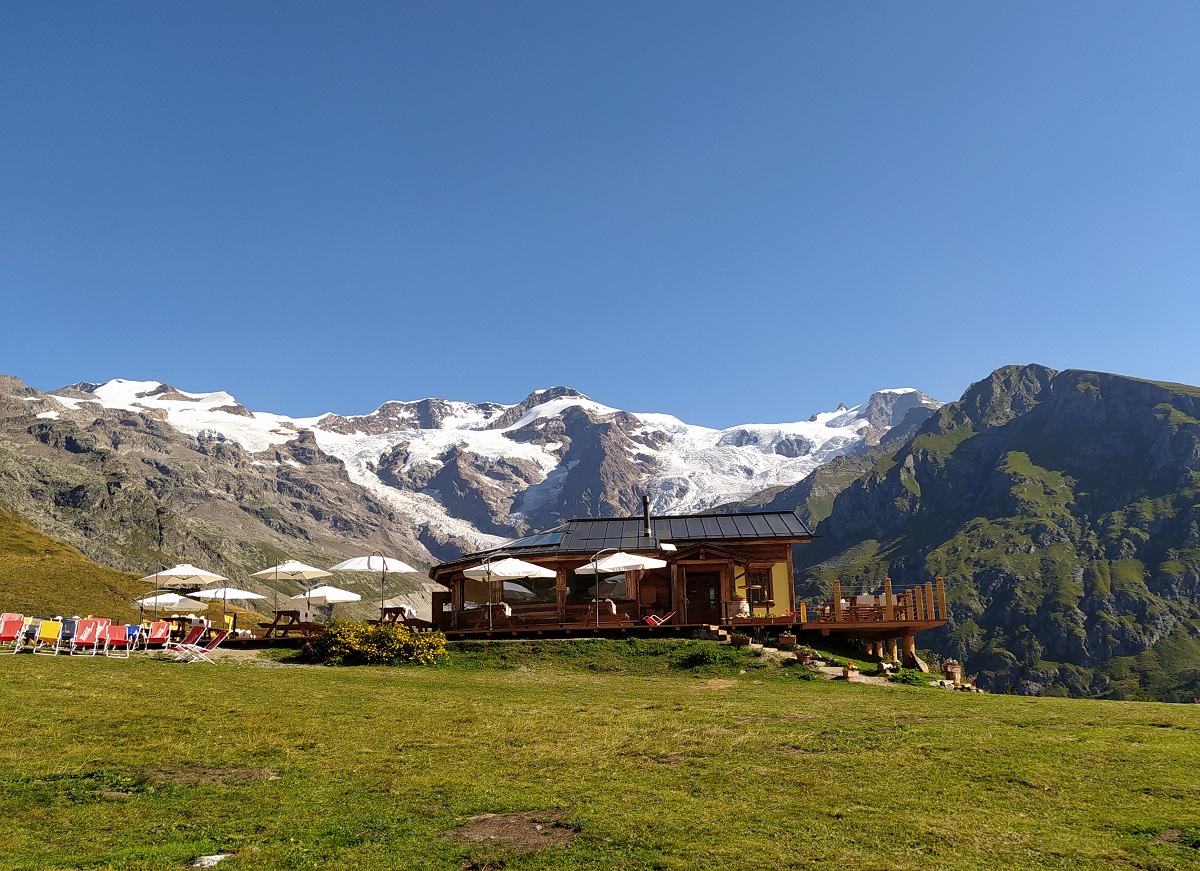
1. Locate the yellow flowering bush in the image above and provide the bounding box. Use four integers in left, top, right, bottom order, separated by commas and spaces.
306, 620, 447, 666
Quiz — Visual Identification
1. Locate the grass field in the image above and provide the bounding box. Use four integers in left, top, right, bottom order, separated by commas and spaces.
2, 642, 1200, 870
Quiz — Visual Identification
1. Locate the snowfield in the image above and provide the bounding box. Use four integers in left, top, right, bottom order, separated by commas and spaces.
49, 379, 935, 543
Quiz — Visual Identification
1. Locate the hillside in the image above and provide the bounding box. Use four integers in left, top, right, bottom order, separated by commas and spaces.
0, 504, 142, 618
793, 364, 1200, 700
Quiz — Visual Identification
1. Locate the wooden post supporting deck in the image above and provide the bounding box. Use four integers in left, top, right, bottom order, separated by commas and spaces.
556, 569, 567, 622
936, 576, 947, 622
832, 579, 842, 622
888, 637, 899, 661
902, 634, 916, 667
925, 582, 935, 621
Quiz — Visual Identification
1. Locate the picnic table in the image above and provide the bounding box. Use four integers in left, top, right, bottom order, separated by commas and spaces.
258, 610, 323, 638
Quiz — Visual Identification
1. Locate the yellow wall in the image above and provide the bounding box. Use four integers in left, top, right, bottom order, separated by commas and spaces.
770, 562, 789, 607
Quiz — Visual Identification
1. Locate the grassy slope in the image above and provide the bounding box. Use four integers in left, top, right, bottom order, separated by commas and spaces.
2, 649, 1200, 870
0, 505, 142, 620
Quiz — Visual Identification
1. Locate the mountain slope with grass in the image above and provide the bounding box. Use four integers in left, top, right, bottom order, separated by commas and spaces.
0, 504, 142, 619
793, 364, 1200, 700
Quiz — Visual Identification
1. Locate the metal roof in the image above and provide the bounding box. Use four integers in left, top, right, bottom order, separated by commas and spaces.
431, 511, 814, 577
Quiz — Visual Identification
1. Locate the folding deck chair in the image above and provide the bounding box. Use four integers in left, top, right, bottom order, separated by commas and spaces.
0, 617, 24, 653
141, 621, 171, 652
32, 620, 64, 655
162, 626, 206, 657
69, 619, 101, 655
643, 610, 677, 627
173, 629, 230, 664
104, 625, 133, 658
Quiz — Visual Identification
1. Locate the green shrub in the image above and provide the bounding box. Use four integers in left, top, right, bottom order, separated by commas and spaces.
889, 668, 929, 686
306, 621, 447, 666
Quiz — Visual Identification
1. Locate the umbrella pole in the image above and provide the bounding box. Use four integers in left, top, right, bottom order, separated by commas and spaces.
154, 569, 160, 621
274, 567, 279, 613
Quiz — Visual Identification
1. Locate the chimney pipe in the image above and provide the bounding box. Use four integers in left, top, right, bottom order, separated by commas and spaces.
643, 494, 652, 538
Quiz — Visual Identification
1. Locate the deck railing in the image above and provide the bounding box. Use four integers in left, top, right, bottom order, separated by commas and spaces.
811, 577, 947, 624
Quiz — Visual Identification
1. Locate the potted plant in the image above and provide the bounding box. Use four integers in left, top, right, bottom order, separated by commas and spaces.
777, 631, 797, 650
731, 595, 750, 618
730, 632, 751, 647
842, 659, 859, 678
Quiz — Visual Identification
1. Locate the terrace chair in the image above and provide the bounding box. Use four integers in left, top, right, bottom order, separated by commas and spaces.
1, 612, 22, 622
104, 625, 132, 659
69, 619, 101, 656
643, 610, 677, 627
174, 629, 230, 664
162, 626, 206, 657
0, 617, 25, 653
141, 621, 171, 652
32, 619, 64, 655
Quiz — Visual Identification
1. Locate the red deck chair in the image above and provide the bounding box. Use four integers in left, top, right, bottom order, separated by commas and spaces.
175, 629, 230, 664
643, 611, 676, 627
163, 626, 206, 657
68, 618, 101, 656
141, 621, 171, 652
104, 625, 132, 658
0, 617, 24, 653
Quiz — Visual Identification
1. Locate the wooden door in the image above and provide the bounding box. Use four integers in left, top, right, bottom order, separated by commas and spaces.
685, 570, 723, 625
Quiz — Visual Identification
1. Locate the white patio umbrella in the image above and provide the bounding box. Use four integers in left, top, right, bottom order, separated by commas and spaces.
575, 551, 669, 628
463, 557, 555, 630
135, 592, 206, 619
251, 560, 332, 611
192, 586, 267, 619
292, 584, 361, 616
328, 554, 417, 619
137, 564, 229, 617
573, 552, 668, 574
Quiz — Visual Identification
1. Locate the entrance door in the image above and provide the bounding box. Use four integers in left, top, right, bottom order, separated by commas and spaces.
685, 570, 723, 625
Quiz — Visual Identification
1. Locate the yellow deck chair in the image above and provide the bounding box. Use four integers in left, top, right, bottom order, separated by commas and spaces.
33, 620, 64, 655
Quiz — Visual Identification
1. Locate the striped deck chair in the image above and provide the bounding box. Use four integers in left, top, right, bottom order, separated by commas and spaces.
104, 625, 133, 658
0, 617, 24, 653
33, 620, 64, 655
643, 610, 676, 627
141, 621, 171, 652
1, 612, 22, 622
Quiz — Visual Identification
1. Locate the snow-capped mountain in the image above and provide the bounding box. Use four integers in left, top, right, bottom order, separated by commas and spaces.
43, 378, 941, 557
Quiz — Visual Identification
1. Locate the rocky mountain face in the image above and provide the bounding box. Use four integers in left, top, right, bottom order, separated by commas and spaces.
792, 364, 1200, 700
0, 374, 936, 615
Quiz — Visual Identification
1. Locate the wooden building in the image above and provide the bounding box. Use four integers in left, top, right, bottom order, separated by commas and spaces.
428, 506, 947, 666
429, 508, 812, 632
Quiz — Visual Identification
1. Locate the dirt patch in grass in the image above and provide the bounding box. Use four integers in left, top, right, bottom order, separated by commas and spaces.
143, 765, 279, 786
703, 678, 737, 689
446, 809, 575, 853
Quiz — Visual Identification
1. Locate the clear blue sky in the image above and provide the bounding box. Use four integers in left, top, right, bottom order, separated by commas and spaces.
3, 2, 1198, 427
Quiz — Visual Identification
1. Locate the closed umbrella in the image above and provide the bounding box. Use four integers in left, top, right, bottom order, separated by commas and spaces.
463, 557, 555, 630
251, 560, 332, 611
328, 554, 417, 620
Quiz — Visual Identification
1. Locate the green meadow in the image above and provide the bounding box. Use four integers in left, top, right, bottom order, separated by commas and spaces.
2, 643, 1200, 871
